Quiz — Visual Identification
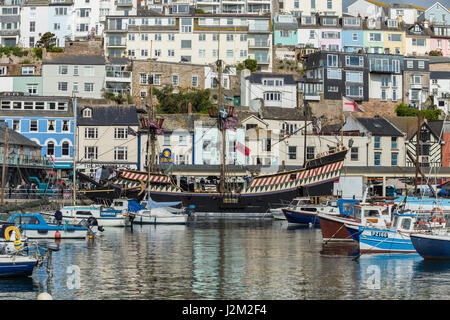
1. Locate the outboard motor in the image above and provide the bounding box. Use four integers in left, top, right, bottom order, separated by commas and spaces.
87, 217, 104, 232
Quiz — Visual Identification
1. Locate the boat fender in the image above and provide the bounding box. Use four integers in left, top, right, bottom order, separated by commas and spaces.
55, 231, 61, 239
5, 226, 21, 249
431, 207, 444, 223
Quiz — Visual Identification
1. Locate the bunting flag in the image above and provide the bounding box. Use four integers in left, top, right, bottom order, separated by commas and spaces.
222, 119, 236, 131
49, 155, 55, 168
343, 96, 363, 112
219, 106, 228, 119
236, 141, 250, 156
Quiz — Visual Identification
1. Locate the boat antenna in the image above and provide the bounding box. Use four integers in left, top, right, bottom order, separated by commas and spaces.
146, 40, 155, 197
0, 121, 8, 205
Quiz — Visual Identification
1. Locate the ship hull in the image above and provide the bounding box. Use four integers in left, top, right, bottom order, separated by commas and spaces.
82, 148, 348, 215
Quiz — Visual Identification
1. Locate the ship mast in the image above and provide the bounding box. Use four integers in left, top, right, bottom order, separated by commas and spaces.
217, 19, 227, 194
147, 40, 155, 193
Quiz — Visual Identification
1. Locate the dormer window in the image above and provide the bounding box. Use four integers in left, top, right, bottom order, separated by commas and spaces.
82, 108, 92, 118
368, 20, 376, 28
387, 20, 398, 28
414, 24, 421, 32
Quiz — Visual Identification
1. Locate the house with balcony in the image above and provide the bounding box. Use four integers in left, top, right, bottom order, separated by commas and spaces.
42, 53, 106, 99
403, 56, 430, 109
367, 53, 403, 104
105, 8, 273, 71
77, 104, 139, 176
0, 94, 74, 176
0, 0, 21, 47
300, 51, 368, 103
342, 115, 406, 167
341, 15, 364, 53
0, 121, 52, 188
240, 70, 297, 109
105, 57, 132, 99
430, 71, 450, 113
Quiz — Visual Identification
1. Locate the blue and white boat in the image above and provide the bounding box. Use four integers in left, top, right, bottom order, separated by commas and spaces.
347, 211, 447, 254
282, 198, 340, 226
8, 213, 89, 239
410, 231, 450, 260
43, 205, 132, 227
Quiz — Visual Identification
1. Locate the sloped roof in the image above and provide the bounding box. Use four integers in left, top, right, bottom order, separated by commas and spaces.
0, 125, 40, 149
356, 117, 403, 136
430, 71, 450, 79
385, 116, 418, 140
77, 105, 139, 126
43, 53, 105, 65
247, 72, 296, 85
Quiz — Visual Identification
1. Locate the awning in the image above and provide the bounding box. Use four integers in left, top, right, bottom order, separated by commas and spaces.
53, 162, 73, 169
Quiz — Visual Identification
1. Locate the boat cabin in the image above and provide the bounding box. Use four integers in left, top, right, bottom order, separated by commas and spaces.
391, 213, 417, 232
9, 213, 45, 225
353, 204, 391, 226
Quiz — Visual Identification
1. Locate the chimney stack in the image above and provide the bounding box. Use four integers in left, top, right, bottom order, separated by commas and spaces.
187, 101, 192, 114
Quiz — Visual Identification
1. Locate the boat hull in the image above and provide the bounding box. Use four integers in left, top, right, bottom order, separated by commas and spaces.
359, 227, 415, 254
282, 208, 319, 225
410, 233, 450, 260
318, 214, 358, 242
21, 228, 87, 239
345, 224, 362, 242
133, 214, 187, 225
0, 255, 37, 277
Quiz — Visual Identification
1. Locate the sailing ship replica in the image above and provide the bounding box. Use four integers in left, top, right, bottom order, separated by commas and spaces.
78, 30, 349, 215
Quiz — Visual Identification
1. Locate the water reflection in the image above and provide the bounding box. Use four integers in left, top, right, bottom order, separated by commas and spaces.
1, 219, 450, 299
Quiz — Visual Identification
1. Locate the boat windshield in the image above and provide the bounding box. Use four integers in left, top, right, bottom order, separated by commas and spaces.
11, 216, 39, 224
354, 207, 361, 220
364, 209, 380, 218
400, 217, 412, 231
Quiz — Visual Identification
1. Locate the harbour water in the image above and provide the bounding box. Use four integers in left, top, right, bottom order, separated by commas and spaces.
3, 218, 450, 300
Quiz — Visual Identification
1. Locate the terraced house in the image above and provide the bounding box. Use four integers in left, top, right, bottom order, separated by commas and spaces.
104, 5, 273, 71
0, 0, 21, 47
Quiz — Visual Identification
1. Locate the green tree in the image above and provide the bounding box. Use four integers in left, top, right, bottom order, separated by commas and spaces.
153, 85, 213, 114
395, 102, 442, 121
244, 59, 258, 72
36, 32, 57, 50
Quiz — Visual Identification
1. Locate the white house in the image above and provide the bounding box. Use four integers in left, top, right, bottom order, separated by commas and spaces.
388, 3, 425, 25
281, 0, 342, 17
430, 71, 450, 114
240, 70, 298, 109
346, 0, 388, 20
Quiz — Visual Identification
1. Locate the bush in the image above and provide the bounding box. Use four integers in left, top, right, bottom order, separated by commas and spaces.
395, 102, 442, 121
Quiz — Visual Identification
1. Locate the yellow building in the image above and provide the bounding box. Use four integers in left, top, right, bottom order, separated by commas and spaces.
383, 18, 406, 55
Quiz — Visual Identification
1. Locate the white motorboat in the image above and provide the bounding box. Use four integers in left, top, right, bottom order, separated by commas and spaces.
43, 205, 132, 228
270, 197, 311, 220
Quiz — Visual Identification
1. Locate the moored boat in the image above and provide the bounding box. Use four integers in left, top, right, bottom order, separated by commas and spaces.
43, 205, 132, 228
283, 198, 339, 226
318, 203, 393, 242
410, 231, 450, 260
8, 213, 90, 239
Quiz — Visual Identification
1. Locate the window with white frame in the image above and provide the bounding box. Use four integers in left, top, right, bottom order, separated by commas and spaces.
114, 128, 128, 139
192, 75, 198, 87
85, 146, 98, 160
84, 83, 94, 92
27, 84, 38, 95
114, 147, 127, 160
22, 66, 35, 75
61, 141, 70, 157
172, 74, 179, 86
62, 120, 70, 132
85, 127, 98, 139
58, 82, 67, 91
30, 120, 38, 132
58, 65, 68, 74
264, 92, 281, 101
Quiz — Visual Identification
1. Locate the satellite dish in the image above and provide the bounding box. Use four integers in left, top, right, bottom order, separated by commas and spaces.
249, 99, 262, 112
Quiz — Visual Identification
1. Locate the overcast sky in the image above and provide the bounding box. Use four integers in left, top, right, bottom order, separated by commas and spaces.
343, 0, 450, 12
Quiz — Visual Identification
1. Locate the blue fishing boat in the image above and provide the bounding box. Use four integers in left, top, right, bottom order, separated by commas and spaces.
8, 213, 89, 239
410, 232, 450, 260
282, 198, 340, 226
350, 212, 445, 254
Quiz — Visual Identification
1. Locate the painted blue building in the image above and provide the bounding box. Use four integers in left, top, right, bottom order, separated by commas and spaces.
342, 15, 364, 53
418, 2, 450, 26
0, 94, 74, 176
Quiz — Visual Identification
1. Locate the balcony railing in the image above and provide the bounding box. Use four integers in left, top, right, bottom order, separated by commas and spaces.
106, 71, 131, 78
105, 88, 130, 95
116, 0, 133, 5
248, 40, 270, 48
0, 154, 52, 167
107, 41, 127, 47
